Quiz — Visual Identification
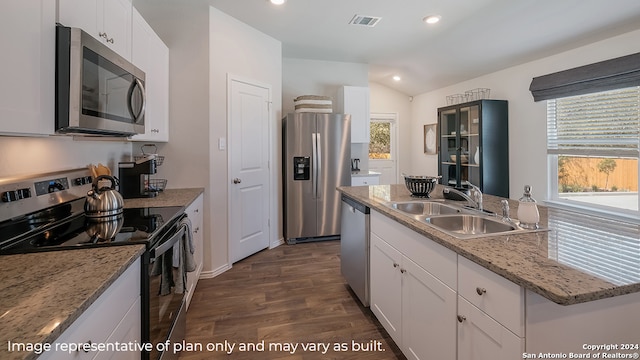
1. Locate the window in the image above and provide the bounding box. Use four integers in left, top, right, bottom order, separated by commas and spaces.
368, 114, 398, 185
547, 86, 639, 217
369, 121, 391, 160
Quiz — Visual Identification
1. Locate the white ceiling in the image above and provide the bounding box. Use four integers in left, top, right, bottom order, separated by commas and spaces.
139, 0, 640, 96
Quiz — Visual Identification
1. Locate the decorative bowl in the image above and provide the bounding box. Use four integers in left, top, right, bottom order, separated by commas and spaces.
403, 174, 441, 197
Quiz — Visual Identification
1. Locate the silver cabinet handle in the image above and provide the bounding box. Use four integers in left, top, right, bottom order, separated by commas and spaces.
457, 315, 466, 323
99, 32, 108, 39
393, 263, 399, 268
400, 268, 406, 274
233, 178, 242, 184
476, 287, 487, 296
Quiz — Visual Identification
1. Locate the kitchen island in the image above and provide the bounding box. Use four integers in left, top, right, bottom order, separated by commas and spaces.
338, 184, 640, 359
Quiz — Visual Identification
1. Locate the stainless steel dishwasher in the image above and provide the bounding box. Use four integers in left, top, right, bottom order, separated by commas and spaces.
340, 195, 370, 306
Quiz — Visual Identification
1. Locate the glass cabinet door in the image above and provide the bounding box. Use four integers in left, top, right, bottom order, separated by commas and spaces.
439, 104, 481, 189
439, 108, 457, 187
461, 105, 480, 187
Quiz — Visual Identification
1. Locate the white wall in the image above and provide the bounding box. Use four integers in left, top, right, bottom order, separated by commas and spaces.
209, 7, 282, 272
369, 82, 412, 182
282, 58, 369, 165
410, 28, 640, 200
282, 58, 368, 115
0, 136, 131, 178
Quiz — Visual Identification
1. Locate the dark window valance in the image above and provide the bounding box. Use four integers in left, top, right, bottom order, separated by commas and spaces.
529, 51, 640, 102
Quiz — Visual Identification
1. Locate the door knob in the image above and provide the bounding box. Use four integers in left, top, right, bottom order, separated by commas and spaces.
233, 178, 242, 184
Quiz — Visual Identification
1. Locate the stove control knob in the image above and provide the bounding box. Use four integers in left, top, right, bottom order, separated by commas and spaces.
1, 188, 30, 202
1, 191, 17, 202
18, 188, 31, 199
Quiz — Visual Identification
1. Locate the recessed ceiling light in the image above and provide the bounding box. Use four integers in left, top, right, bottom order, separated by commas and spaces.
270, 0, 286, 5
393, 75, 401, 81
423, 15, 441, 24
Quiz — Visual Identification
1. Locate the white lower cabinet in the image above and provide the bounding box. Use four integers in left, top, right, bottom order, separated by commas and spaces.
40, 258, 141, 360
370, 210, 524, 360
351, 174, 380, 186
370, 211, 457, 360
456, 255, 524, 359
185, 193, 204, 309
457, 296, 523, 360
370, 234, 402, 340
402, 253, 457, 360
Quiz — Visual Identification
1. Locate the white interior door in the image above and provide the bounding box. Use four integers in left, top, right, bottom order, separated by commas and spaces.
229, 77, 270, 263
369, 113, 399, 184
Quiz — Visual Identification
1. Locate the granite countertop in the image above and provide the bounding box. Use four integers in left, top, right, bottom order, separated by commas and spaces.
123, 187, 204, 209
351, 170, 381, 177
0, 245, 145, 360
338, 184, 640, 305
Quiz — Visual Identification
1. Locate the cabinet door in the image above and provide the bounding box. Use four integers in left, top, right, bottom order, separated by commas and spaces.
370, 233, 402, 343
57, 0, 99, 36
58, 0, 131, 60
457, 296, 523, 360
338, 86, 370, 143
401, 256, 457, 360
93, 298, 141, 360
185, 194, 204, 309
0, 1, 55, 136
99, 0, 132, 59
130, 8, 169, 142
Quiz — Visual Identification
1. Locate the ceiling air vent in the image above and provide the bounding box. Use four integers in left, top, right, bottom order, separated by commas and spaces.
349, 14, 382, 27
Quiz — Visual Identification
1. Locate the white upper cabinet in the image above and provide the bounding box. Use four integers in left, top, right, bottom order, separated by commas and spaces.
0, 0, 55, 136
336, 86, 370, 143
130, 8, 169, 142
58, 0, 132, 60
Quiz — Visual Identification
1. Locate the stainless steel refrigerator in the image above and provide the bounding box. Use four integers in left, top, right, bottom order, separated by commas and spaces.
283, 112, 351, 244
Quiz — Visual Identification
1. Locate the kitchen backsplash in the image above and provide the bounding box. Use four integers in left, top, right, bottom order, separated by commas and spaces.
0, 136, 132, 178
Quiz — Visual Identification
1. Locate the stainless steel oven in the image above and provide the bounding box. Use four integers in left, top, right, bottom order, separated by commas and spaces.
55, 24, 146, 136
0, 168, 190, 360
145, 215, 187, 360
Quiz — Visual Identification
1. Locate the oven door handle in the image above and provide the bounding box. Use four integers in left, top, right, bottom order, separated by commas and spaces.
150, 225, 186, 260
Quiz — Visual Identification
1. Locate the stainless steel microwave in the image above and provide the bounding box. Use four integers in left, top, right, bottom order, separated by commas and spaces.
55, 25, 145, 136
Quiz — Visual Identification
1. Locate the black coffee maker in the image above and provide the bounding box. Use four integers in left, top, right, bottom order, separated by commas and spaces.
118, 156, 158, 199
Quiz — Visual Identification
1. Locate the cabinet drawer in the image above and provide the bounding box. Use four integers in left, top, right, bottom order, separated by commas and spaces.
371, 211, 457, 289
458, 256, 524, 336
351, 175, 379, 186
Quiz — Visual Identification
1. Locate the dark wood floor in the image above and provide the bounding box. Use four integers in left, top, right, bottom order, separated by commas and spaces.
180, 240, 405, 360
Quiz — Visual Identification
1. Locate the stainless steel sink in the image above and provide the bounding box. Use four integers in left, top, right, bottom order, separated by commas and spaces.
425, 214, 518, 239
390, 201, 461, 216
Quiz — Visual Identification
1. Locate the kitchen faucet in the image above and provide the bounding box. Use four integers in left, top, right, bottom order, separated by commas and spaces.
443, 183, 483, 211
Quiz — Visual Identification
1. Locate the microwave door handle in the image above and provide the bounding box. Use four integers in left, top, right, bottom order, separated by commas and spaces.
128, 78, 146, 122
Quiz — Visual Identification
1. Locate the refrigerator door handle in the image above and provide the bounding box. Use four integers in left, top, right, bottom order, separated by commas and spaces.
312, 132, 318, 198
316, 132, 322, 199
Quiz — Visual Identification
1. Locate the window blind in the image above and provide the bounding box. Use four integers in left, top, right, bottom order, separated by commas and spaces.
530, 51, 640, 101
547, 87, 640, 157
547, 208, 640, 285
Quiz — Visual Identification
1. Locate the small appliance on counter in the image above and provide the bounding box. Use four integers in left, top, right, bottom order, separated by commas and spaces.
351, 158, 360, 172
119, 144, 167, 199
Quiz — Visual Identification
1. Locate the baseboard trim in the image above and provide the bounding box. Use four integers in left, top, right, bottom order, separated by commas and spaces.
270, 237, 284, 249
199, 263, 231, 279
